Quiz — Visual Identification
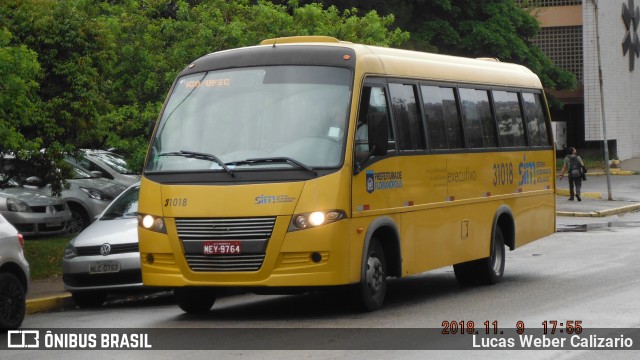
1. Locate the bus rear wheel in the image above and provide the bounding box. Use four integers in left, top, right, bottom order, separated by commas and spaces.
354, 238, 387, 312
453, 226, 505, 286
174, 287, 217, 313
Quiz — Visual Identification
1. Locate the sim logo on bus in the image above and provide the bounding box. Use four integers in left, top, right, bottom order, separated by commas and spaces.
518, 156, 536, 186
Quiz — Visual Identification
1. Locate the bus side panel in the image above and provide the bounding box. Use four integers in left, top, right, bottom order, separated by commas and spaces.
352, 150, 556, 276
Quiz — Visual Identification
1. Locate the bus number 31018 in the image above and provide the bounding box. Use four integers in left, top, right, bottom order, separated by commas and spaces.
492, 163, 514, 186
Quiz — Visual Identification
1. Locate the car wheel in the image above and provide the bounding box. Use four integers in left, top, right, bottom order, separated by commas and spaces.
0, 272, 26, 330
72, 291, 107, 308
174, 288, 216, 313
69, 203, 90, 233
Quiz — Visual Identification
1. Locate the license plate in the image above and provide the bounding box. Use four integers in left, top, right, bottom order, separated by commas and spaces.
45, 217, 62, 227
203, 241, 241, 255
89, 261, 121, 274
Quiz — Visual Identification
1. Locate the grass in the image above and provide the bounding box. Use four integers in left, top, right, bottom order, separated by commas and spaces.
23, 234, 74, 280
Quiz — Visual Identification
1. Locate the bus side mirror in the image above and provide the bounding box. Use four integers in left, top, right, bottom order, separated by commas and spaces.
354, 112, 389, 174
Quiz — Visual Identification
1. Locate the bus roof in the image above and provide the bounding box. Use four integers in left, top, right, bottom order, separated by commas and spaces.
258, 36, 542, 89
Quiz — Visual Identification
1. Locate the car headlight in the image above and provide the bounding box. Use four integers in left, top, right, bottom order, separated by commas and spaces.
64, 243, 77, 259
7, 198, 32, 212
137, 213, 167, 234
288, 210, 346, 232
80, 187, 114, 201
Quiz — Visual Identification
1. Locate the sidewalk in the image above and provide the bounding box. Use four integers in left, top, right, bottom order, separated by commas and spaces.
24, 158, 640, 315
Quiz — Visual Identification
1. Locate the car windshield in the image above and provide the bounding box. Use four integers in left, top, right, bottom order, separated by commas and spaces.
0, 174, 20, 189
91, 152, 135, 175
69, 162, 98, 179
100, 185, 139, 220
145, 65, 352, 173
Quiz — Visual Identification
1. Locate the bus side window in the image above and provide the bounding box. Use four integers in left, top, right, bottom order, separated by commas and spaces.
421, 85, 448, 150
494, 90, 526, 148
522, 92, 550, 146
355, 86, 392, 163
459, 88, 484, 148
459, 88, 497, 148
389, 83, 425, 150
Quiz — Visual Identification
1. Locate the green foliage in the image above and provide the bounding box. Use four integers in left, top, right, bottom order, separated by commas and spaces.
1, 0, 572, 188
281, 0, 577, 93
0, 0, 408, 185
0, 28, 41, 155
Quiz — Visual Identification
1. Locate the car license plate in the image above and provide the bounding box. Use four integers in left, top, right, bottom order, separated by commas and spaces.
203, 241, 241, 255
45, 217, 62, 227
89, 261, 121, 274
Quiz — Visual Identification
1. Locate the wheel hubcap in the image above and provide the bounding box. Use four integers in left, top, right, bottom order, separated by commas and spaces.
366, 256, 383, 295
492, 240, 504, 274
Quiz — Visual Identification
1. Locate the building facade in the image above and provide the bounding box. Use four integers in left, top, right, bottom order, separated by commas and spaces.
526, 0, 640, 160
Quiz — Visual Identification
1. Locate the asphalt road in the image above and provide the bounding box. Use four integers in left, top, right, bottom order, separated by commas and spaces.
5, 224, 640, 359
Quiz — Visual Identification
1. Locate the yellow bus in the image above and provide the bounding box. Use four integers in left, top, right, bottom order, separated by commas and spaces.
138, 36, 556, 313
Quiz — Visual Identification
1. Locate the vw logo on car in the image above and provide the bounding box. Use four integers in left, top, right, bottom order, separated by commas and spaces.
100, 243, 111, 256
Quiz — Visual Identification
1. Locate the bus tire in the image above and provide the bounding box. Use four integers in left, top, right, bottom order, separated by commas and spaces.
453, 261, 477, 286
175, 288, 216, 313
454, 226, 506, 286
477, 226, 506, 285
355, 238, 387, 312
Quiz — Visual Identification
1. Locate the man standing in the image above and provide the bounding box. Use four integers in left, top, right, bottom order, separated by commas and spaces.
559, 147, 585, 201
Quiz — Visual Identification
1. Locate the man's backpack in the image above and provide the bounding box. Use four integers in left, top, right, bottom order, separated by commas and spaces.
569, 156, 581, 178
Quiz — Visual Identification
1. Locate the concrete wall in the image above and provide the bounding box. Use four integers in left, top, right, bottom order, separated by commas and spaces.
583, 0, 640, 160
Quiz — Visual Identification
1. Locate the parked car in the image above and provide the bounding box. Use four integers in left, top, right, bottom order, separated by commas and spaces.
63, 182, 141, 307
1, 176, 72, 237
24, 162, 127, 233
67, 149, 140, 187
0, 213, 29, 329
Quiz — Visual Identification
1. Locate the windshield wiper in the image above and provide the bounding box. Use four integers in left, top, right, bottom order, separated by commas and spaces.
159, 150, 234, 177
230, 157, 317, 176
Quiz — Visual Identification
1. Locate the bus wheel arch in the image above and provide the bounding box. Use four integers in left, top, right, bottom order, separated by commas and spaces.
453, 206, 514, 286
355, 217, 401, 311
361, 217, 401, 278
494, 206, 515, 251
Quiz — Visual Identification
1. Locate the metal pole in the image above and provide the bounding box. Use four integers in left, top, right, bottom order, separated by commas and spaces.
592, 0, 613, 200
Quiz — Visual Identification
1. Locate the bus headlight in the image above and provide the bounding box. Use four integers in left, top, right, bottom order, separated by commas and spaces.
138, 213, 167, 234
289, 210, 346, 231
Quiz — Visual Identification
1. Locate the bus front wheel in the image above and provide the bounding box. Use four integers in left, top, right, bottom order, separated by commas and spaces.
175, 288, 217, 313
454, 226, 505, 286
355, 238, 387, 312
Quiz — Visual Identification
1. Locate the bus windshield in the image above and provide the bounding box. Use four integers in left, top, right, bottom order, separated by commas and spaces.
145, 66, 352, 173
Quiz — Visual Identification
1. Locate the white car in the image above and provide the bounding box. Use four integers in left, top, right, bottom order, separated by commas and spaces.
25, 163, 127, 233
63, 183, 141, 307
69, 150, 140, 187
1, 176, 72, 237
0, 213, 29, 329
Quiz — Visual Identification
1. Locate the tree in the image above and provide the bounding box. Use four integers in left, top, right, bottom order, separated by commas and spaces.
0, 0, 409, 190
275, 0, 577, 92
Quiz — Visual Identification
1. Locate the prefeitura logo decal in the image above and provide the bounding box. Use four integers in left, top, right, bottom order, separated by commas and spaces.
366, 170, 403, 193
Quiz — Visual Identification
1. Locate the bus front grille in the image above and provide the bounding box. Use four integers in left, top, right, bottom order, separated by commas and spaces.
175, 217, 276, 272
183, 254, 266, 272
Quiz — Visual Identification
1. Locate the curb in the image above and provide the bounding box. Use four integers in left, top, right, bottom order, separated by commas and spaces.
587, 170, 636, 176
556, 189, 601, 199
556, 203, 640, 217
26, 294, 74, 315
